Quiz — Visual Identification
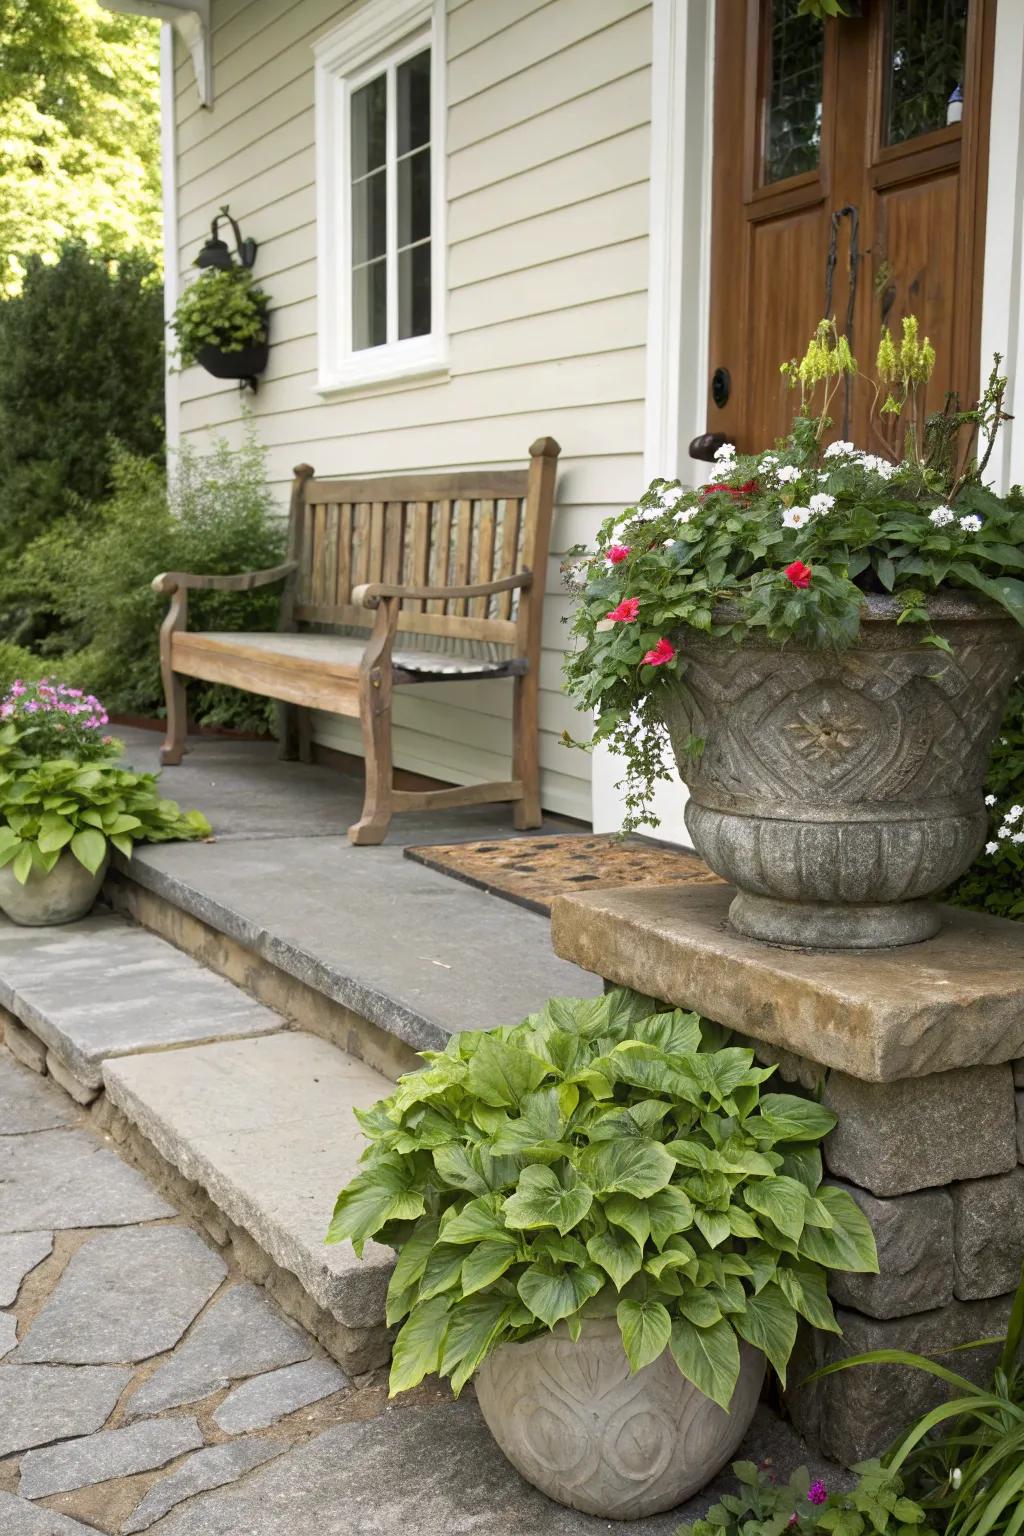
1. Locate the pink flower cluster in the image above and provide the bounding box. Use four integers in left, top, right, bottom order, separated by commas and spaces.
1, 680, 110, 732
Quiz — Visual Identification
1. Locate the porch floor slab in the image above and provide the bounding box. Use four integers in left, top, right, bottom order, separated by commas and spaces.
116, 729, 601, 1052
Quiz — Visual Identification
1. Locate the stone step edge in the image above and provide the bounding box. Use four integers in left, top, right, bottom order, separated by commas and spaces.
107, 870, 428, 1083
110, 857, 449, 1061
91, 1089, 393, 1380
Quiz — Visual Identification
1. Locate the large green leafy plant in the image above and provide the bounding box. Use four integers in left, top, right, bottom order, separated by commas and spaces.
0, 712, 210, 884
328, 991, 877, 1408
564, 319, 1024, 831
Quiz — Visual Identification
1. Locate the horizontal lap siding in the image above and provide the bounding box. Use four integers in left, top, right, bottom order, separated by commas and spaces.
172, 0, 652, 821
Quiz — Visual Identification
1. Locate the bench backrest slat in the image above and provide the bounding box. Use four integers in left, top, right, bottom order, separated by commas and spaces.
287, 446, 560, 651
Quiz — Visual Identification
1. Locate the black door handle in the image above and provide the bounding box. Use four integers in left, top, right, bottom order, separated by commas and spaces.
688, 432, 734, 463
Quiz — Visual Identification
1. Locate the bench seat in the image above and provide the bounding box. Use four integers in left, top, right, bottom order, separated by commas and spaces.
179, 631, 527, 683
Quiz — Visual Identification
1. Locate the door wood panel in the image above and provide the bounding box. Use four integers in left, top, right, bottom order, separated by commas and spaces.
706, 0, 994, 456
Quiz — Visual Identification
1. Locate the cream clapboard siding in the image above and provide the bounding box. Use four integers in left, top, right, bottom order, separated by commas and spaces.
170, 0, 652, 819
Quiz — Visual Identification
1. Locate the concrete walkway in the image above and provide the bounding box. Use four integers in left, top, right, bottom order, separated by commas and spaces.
0, 1047, 834, 1535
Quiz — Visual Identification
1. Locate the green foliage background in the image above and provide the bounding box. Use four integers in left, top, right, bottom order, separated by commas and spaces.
0, 434, 286, 733
0, 243, 165, 579
0, 0, 161, 295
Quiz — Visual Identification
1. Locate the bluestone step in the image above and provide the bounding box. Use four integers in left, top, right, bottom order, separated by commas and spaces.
103, 1033, 395, 1357
0, 912, 282, 1090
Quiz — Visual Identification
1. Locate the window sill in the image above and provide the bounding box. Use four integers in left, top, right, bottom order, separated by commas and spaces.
315, 349, 450, 399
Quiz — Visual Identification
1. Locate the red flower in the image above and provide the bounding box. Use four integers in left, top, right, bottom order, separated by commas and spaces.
784, 560, 812, 589
642, 637, 676, 666
702, 480, 759, 498
607, 544, 631, 564
606, 597, 641, 622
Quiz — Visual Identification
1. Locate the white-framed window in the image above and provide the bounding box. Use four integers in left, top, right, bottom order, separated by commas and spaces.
314, 0, 446, 393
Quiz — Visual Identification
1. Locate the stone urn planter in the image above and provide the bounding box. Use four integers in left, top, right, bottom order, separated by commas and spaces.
474, 1318, 765, 1520
661, 593, 1024, 949
0, 850, 109, 926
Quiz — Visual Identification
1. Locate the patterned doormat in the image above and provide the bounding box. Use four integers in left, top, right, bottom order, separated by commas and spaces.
403, 832, 723, 916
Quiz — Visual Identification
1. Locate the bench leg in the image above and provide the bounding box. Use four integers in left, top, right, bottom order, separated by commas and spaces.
512, 671, 542, 830
348, 680, 395, 846
160, 669, 188, 767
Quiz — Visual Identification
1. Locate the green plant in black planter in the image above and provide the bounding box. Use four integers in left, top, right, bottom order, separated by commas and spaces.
170, 266, 269, 374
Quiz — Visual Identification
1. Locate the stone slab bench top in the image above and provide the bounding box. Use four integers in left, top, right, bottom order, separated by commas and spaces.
0, 913, 282, 1089
550, 883, 1024, 1083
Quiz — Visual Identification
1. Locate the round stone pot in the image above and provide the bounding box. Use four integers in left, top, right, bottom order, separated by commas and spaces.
474, 1318, 764, 1520
661, 593, 1024, 949
0, 850, 108, 926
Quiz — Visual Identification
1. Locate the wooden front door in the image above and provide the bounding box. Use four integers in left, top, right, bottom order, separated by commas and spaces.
706, 0, 995, 455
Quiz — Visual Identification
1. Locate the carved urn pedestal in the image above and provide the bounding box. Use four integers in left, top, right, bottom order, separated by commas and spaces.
662, 594, 1023, 948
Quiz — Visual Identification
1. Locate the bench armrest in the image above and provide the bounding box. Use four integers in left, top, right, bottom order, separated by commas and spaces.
352, 570, 532, 609
152, 562, 298, 595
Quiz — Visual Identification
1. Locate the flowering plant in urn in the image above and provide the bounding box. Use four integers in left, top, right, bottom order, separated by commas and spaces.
565, 319, 1024, 948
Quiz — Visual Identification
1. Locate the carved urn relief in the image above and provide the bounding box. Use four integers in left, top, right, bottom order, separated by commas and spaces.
475, 1317, 764, 1519
662, 595, 1024, 949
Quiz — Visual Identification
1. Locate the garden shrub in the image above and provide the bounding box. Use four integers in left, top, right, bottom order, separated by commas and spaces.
0, 642, 44, 695
0, 242, 164, 615
947, 679, 1024, 920
1, 431, 285, 734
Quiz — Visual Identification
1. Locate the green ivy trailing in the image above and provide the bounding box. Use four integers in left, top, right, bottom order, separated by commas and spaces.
170, 266, 269, 369
947, 681, 1024, 920
328, 991, 878, 1409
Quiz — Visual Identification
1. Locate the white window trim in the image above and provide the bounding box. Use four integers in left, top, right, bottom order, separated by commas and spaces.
314, 0, 447, 396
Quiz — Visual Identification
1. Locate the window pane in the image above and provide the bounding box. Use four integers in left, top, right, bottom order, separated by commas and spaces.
764, 0, 824, 185
397, 48, 430, 156
353, 257, 387, 350
398, 147, 431, 248
351, 167, 385, 265
885, 0, 969, 145
398, 241, 431, 339
351, 72, 386, 179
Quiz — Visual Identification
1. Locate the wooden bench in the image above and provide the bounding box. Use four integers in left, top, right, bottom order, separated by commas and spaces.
152, 437, 560, 845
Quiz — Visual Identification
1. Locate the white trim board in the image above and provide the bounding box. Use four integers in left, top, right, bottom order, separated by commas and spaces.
590, 0, 715, 841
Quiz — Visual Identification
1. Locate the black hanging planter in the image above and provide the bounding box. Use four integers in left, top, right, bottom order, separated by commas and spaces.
196, 323, 270, 394
187, 206, 269, 393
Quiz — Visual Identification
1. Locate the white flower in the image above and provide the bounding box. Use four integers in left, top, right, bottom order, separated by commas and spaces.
632, 506, 663, 523
1014, 832, 1024, 845
985, 793, 997, 806
659, 485, 683, 507
986, 841, 1000, 855
1000, 825, 1012, 838
760, 454, 778, 466
676, 507, 697, 525
776, 465, 801, 484
713, 441, 737, 463
809, 492, 835, 514
782, 506, 812, 529
929, 505, 955, 527
1008, 805, 1022, 821
859, 453, 896, 479
824, 440, 855, 458
959, 514, 983, 533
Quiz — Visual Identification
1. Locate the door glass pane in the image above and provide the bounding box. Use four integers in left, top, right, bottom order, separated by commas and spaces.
763, 0, 825, 185
398, 241, 431, 340
397, 48, 430, 156
353, 257, 387, 351
884, 0, 969, 145
351, 73, 386, 179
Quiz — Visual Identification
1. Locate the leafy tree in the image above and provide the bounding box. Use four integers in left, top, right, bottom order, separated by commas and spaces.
0, 242, 165, 592
0, 0, 161, 294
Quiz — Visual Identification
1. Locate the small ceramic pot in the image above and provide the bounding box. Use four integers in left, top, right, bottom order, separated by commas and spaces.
0, 850, 108, 926
474, 1317, 764, 1520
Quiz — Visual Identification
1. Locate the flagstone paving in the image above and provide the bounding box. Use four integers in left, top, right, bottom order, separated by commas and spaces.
0, 1043, 839, 1535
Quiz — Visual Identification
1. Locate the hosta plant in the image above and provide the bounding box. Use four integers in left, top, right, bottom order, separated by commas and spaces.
0, 690, 210, 883
328, 990, 878, 1410
564, 318, 1024, 830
